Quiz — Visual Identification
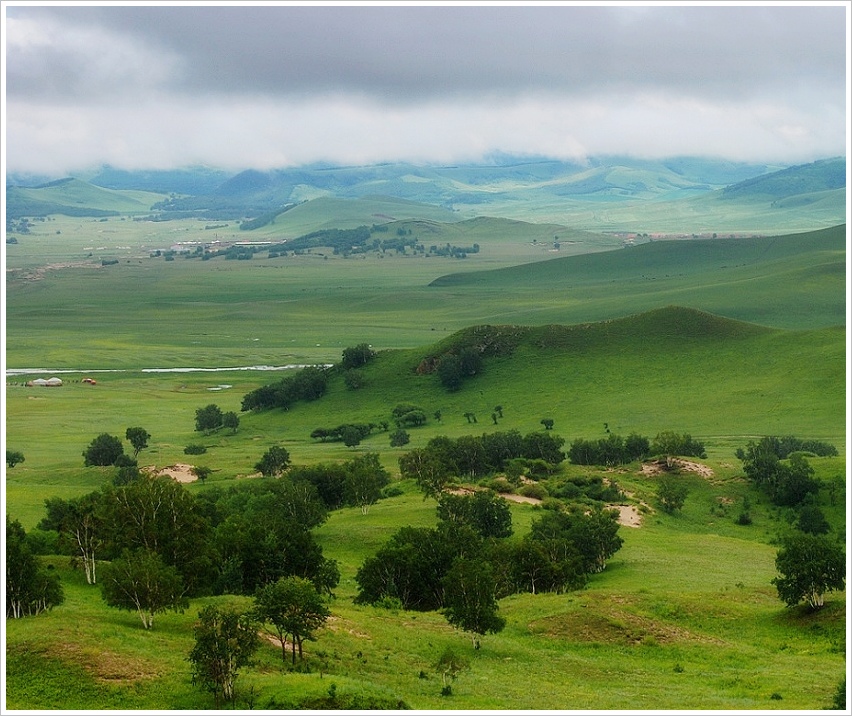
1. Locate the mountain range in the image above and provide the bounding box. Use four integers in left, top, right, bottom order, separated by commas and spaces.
6, 155, 846, 234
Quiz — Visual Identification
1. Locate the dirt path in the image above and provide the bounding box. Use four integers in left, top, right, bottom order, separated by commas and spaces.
145, 463, 197, 483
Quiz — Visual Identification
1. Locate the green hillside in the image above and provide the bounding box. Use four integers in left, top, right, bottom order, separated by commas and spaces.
6, 178, 165, 218
244, 195, 462, 236
430, 225, 846, 330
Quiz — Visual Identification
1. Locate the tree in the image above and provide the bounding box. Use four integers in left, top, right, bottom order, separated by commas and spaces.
657, 474, 689, 514
399, 448, 453, 499
341, 342, 375, 370
437, 354, 464, 391
651, 431, 706, 466
540, 418, 554, 431
191, 465, 213, 484
343, 453, 390, 514
255, 446, 291, 477
389, 429, 410, 447
435, 646, 469, 694
222, 411, 240, 434
40, 492, 105, 584
6, 450, 25, 467
437, 491, 513, 539
771, 533, 845, 610
441, 558, 505, 648
125, 427, 151, 457
796, 503, 830, 534
6, 518, 65, 618
253, 576, 330, 664
83, 433, 125, 466
189, 605, 260, 707
99, 476, 216, 596
341, 424, 363, 448
99, 548, 188, 629
195, 404, 223, 433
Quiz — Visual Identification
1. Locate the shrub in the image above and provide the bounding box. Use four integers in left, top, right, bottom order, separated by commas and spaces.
184, 444, 208, 455
519, 483, 549, 501
488, 477, 514, 494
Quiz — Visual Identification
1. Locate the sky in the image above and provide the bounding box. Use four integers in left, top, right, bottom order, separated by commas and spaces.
2, 2, 849, 176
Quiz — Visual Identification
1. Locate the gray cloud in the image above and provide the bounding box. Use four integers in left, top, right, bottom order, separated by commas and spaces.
4, 3, 848, 174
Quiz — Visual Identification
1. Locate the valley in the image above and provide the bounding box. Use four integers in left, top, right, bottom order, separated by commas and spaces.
3, 157, 848, 711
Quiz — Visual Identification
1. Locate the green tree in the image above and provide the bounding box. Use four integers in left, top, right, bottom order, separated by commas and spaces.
441, 558, 505, 648
399, 448, 453, 499
389, 429, 410, 447
40, 492, 105, 584
540, 418, 554, 431
6, 450, 25, 467
341, 342, 375, 370
437, 354, 464, 391
253, 576, 330, 664
657, 474, 689, 513
189, 605, 260, 707
99, 548, 188, 629
222, 411, 240, 434
437, 491, 513, 539
125, 427, 151, 457
772, 533, 845, 610
191, 465, 213, 484
344, 453, 390, 514
99, 476, 216, 596
797, 502, 830, 534
83, 433, 125, 466
255, 446, 291, 477
435, 646, 469, 694
651, 430, 706, 466
195, 404, 223, 433
6, 517, 64, 618
341, 424, 363, 448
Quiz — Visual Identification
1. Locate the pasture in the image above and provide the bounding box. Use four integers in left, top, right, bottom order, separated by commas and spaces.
3, 214, 847, 710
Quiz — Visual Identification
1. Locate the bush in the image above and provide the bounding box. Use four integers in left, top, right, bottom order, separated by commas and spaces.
381, 484, 405, 499
488, 477, 514, 494
184, 444, 208, 455
519, 483, 549, 500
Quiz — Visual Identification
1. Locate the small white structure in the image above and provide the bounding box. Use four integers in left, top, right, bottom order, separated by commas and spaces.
26, 377, 63, 387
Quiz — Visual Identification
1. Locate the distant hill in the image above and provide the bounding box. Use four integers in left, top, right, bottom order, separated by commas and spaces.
8, 155, 844, 233
721, 157, 846, 200
5, 178, 166, 219
429, 225, 846, 330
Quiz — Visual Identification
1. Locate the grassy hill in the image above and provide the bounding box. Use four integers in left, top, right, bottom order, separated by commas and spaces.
4, 305, 846, 710
429, 225, 846, 330
6, 178, 165, 218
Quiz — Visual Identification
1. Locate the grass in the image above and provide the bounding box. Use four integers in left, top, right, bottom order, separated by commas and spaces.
4, 212, 847, 710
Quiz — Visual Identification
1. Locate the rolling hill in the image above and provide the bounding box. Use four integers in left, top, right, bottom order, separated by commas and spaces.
428, 225, 846, 330
5, 178, 166, 218
8, 156, 844, 234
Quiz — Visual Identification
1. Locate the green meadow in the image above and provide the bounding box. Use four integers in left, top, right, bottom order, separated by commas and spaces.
3, 210, 847, 710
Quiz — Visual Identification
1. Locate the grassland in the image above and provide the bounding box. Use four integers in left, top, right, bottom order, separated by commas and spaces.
3, 208, 847, 710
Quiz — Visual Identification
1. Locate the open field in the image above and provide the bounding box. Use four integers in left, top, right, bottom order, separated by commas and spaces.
3, 207, 847, 710
5, 221, 843, 370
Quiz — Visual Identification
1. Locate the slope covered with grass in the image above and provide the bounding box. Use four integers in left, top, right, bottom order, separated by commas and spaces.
430, 225, 846, 330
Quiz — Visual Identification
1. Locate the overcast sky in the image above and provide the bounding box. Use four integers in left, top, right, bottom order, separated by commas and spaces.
3, 2, 849, 176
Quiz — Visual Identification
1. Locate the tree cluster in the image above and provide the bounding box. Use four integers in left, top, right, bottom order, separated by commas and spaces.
737, 437, 823, 506
289, 453, 390, 513
310, 423, 381, 446
241, 367, 329, 412
6, 518, 64, 618
34, 473, 339, 626
355, 497, 623, 614
399, 430, 565, 497
568, 432, 650, 466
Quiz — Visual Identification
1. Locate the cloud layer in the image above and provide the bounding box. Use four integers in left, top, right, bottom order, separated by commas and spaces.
4, 4, 848, 174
